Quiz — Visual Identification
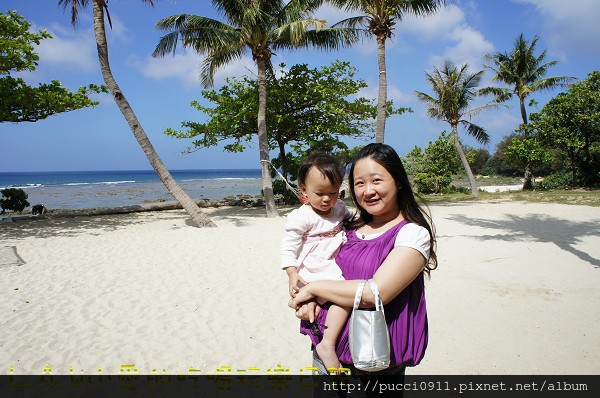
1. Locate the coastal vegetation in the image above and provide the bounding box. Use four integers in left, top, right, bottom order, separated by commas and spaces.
482, 34, 576, 190
2, 3, 597, 216
0, 188, 30, 213
415, 60, 504, 197
0, 11, 104, 123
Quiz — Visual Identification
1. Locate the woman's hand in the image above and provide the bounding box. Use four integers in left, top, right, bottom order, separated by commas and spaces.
288, 284, 315, 310
292, 301, 321, 323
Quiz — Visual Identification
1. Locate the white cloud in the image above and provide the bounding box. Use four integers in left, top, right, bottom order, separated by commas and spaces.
430, 25, 494, 70
513, 0, 600, 58
397, 4, 466, 40
357, 82, 413, 106
129, 49, 256, 89
33, 23, 97, 72
104, 14, 129, 44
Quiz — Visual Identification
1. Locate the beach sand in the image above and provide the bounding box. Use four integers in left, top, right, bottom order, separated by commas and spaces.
1, 201, 599, 375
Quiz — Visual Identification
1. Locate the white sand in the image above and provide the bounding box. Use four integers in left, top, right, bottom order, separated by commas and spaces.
1, 201, 599, 375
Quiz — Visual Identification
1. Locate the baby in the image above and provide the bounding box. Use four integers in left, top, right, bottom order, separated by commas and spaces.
281, 152, 353, 372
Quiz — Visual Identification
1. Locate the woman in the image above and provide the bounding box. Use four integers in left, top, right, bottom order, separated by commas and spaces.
290, 143, 437, 378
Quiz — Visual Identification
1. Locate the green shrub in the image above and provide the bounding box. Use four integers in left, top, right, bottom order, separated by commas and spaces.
538, 172, 575, 190
413, 173, 453, 194
0, 188, 30, 213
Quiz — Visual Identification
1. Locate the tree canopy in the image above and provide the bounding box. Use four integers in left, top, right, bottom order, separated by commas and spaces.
166, 60, 409, 196
527, 70, 600, 186
0, 11, 105, 123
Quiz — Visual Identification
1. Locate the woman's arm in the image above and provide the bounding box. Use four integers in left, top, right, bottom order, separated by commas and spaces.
289, 246, 426, 309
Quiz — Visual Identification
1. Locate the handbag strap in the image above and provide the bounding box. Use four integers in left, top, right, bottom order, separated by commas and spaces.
352, 279, 385, 312
367, 279, 384, 311
353, 280, 367, 310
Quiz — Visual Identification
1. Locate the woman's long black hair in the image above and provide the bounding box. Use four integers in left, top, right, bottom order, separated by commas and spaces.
347, 143, 437, 275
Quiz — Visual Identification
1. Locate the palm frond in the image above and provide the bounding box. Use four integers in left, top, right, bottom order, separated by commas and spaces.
530, 75, 575, 91
463, 103, 507, 119
478, 86, 512, 102
153, 14, 240, 57
270, 18, 326, 45
211, 0, 247, 26
200, 47, 244, 88
400, 0, 446, 18
290, 27, 362, 50
279, 0, 325, 23
330, 16, 368, 29
58, 0, 89, 26
462, 121, 490, 144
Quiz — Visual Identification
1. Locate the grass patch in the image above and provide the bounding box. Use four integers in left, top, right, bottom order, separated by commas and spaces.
420, 189, 600, 207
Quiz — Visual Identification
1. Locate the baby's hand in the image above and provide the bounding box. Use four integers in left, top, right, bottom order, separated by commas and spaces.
285, 267, 307, 297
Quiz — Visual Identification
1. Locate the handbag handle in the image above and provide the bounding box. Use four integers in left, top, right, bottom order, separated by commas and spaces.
352, 279, 384, 312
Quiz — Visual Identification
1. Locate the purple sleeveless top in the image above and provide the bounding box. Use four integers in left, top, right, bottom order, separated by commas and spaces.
299, 220, 428, 367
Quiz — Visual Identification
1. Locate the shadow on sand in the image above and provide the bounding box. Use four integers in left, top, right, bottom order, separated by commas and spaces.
1, 206, 295, 239
446, 213, 600, 268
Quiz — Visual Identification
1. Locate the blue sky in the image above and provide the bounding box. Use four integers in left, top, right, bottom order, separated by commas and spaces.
1, 0, 598, 172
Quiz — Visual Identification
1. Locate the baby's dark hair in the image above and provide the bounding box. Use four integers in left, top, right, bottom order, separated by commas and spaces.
297, 152, 344, 188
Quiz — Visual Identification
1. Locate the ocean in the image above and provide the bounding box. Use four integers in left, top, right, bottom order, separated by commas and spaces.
0, 169, 263, 211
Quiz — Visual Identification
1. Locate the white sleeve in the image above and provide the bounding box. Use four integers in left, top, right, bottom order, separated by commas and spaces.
394, 223, 431, 261
280, 207, 309, 269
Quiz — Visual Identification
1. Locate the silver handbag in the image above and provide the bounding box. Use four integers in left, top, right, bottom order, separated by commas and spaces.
349, 279, 391, 372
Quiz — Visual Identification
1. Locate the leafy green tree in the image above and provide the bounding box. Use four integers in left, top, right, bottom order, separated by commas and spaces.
415, 60, 503, 197
464, 147, 490, 175
57, 0, 215, 227
153, 0, 359, 217
0, 188, 30, 214
404, 131, 462, 193
505, 126, 551, 190
0, 11, 104, 123
166, 61, 405, 202
528, 71, 600, 186
482, 134, 522, 176
482, 34, 574, 190
328, 0, 445, 143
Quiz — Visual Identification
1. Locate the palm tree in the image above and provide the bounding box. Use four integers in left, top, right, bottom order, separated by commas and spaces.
482, 34, 574, 190
58, 0, 216, 227
415, 60, 503, 197
153, 0, 358, 218
328, 0, 445, 143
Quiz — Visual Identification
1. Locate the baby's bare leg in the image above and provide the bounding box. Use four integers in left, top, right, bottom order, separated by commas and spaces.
315, 304, 351, 373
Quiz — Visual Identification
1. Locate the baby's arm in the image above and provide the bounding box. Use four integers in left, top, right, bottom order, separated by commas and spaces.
281, 207, 309, 297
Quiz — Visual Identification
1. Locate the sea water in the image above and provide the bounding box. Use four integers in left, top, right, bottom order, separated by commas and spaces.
0, 169, 262, 210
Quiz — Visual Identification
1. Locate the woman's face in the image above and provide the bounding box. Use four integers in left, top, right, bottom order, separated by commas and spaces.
352, 157, 399, 219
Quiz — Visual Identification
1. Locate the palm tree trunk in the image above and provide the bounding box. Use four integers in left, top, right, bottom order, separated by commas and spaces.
375, 34, 387, 144
519, 96, 534, 190
256, 57, 279, 217
452, 125, 479, 197
91, 1, 215, 227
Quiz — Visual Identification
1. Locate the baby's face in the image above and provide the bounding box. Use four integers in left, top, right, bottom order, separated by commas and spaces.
301, 167, 340, 216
